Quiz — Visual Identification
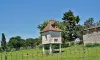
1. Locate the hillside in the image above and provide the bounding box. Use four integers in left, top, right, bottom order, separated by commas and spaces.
0, 45, 100, 60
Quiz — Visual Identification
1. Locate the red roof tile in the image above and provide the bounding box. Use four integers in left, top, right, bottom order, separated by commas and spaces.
41, 20, 62, 33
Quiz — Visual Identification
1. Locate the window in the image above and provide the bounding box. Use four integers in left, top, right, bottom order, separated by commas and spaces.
54, 39, 58, 42
45, 35, 47, 40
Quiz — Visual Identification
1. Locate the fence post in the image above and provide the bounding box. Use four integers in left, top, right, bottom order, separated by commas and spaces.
57, 53, 58, 60
32, 53, 34, 59
11, 53, 12, 60
22, 53, 23, 60
1, 53, 2, 60
5, 53, 7, 60
16, 53, 17, 60
27, 53, 28, 60
83, 45, 86, 60
37, 52, 38, 60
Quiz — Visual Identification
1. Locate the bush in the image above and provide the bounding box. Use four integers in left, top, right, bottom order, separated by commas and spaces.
75, 40, 83, 45
0, 47, 3, 52
62, 43, 69, 48
6, 46, 12, 52
45, 50, 49, 56
94, 43, 100, 46
10, 48, 16, 52
85, 43, 100, 47
85, 43, 94, 47
20, 47, 24, 50
70, 41, 75, 46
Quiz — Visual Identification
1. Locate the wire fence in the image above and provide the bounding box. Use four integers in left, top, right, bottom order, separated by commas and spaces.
0, 46, 100, 60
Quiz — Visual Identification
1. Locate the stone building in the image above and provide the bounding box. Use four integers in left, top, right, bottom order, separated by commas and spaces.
83, 26, 100, 45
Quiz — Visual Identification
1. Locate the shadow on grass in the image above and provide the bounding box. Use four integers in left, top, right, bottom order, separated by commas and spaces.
53, 50, 64, 53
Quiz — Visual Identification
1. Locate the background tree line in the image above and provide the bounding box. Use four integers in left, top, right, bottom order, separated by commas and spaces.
0, 10, 100, 52
0, 34, 41, 52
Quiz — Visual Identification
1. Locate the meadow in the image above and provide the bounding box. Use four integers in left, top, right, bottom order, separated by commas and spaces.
0, 45, 100, 60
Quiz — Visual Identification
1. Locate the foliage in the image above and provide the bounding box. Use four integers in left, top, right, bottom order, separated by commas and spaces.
0, 47, 3, 52
85, 43, 100, 47
62, 10, 80, 41
0, 46, 100, 60
6, 46, 12, 52
95, 20, 100, 26
8, 36, 23, 50
1, 33, 7, 51
84, 18, 95, 28
37, 20, 49, 31
7, 36, 40, 51
25, 38, 37, 48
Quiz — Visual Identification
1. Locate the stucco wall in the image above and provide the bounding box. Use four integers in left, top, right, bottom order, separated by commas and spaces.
42, 32, 50, 44
42, 31, 61, 44
83, 30, 100, 45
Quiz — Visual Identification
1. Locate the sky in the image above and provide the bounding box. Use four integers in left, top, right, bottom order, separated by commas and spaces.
0, 0, 100, 41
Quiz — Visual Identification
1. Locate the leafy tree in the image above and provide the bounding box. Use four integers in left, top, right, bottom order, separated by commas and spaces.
84, 18, 95, 28
38, 20, 49, 31
8, 36, 23, 50
25, 38, 36, 48
58, 22, 67, 43
75, 24, 84, 40
95, 20, 100, 26
62, 10, 80, 41
1, 33, 6, 51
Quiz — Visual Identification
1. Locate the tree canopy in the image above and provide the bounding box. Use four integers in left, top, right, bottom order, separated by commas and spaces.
62, 10, 80, 41
1, 33, 6, 51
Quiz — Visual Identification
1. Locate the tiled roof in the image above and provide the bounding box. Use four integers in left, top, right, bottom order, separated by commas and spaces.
84, 26, 100, 31
41, 20, 62, 33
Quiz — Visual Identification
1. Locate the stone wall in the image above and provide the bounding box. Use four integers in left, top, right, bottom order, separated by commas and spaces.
83, 29, 100, 45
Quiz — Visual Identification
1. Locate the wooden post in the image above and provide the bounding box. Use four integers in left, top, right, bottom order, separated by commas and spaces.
59, 43, 61, 53
43, 44, 45, 54
50, 44, 52, 54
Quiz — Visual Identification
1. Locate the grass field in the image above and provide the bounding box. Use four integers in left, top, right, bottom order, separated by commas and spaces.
0, 45, 100, 60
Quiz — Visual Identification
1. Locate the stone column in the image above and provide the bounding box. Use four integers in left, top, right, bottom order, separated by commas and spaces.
49, 44, 52, 54
42, 44, 45, 54
59, 43, 61, 53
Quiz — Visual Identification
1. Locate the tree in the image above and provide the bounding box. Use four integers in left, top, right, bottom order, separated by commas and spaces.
62, 10, 80, 41
1, 33, 6, 51
25, 38, 36, 48
38, 20, 49, 31
95, 20, 100, 26
8, 36, 23, 50
75, 24, 84, 40
84, 18, 95, 28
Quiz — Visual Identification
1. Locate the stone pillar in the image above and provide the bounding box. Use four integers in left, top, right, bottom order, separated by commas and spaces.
42, 44, 45, 54
49, 44, 52, 54
59, 43, 61, 53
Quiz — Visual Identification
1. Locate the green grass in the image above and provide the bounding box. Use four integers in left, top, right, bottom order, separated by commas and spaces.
0, 45, 100, 60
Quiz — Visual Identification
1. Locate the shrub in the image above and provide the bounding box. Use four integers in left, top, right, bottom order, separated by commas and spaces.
70, 41, 75, 46
45, 50, 49, 56
62, 43, 69, 48
85, 43, 94, 47
10, 48, 16, 52
20, 47, 24, 50
6, 46, 11, 52
94, 43, 100, 46
85, 43, 100, 47
0, 47, 3, 52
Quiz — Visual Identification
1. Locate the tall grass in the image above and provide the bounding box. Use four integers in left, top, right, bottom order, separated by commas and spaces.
0, 45, 100, 60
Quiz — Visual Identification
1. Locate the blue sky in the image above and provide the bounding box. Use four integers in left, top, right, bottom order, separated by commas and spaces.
0, 0, 100, 41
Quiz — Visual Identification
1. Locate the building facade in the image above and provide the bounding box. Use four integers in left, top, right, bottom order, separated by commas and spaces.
41, 20, 62, 54
83, 26, 100, 45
